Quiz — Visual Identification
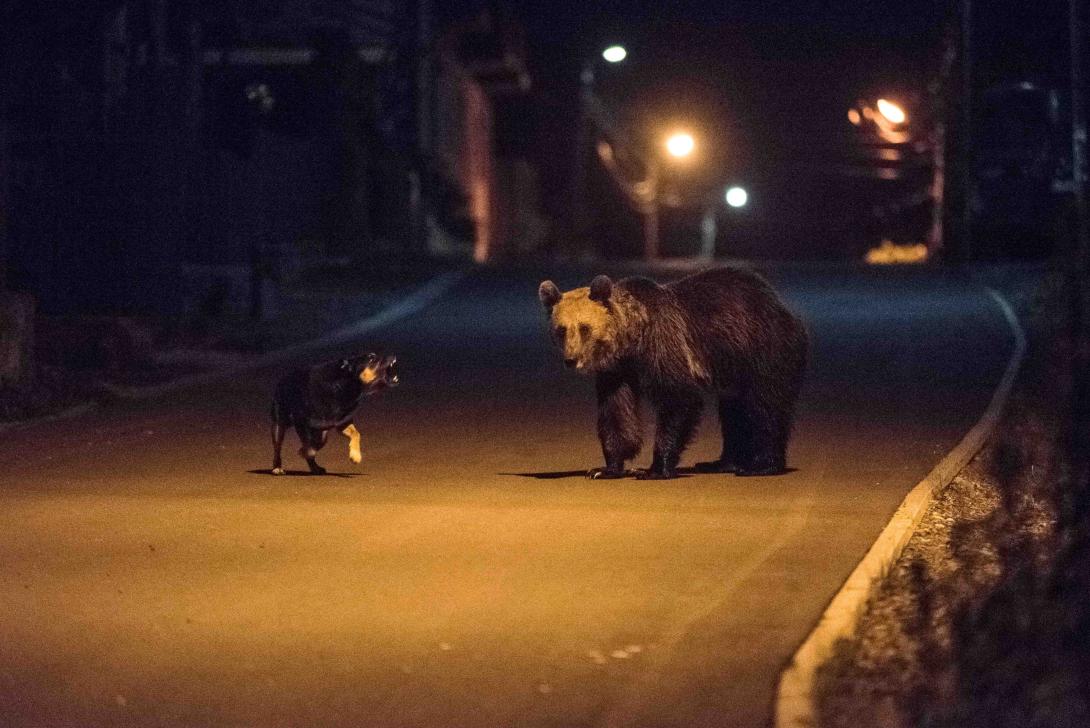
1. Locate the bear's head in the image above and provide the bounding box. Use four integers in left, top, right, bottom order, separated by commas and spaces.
538, 275, 626, 373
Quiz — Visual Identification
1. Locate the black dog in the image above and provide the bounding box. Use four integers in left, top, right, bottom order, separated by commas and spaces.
270, 353, 399, 475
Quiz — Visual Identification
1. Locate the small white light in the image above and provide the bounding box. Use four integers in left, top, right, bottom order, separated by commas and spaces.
725, 186, 748, 208
602, 45, 627, 63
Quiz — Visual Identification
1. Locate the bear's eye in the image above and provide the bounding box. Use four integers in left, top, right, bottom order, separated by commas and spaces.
578, 323, 591, 339
554, 325, 567, 341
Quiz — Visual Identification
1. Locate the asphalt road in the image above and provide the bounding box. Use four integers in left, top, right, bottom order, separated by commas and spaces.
0, 263, 1015, 728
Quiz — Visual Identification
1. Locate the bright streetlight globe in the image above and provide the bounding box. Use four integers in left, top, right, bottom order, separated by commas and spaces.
602, 45, 627, 63
665, 132, 695, 158
876, 98, 906, 125
725, 186, 748, 208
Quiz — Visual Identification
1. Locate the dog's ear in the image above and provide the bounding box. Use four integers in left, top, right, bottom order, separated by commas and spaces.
589, 275, 612, 303
539, 280, 561, 310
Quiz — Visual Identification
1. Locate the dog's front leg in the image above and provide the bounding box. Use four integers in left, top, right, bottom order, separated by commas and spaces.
341, 423, 362, 463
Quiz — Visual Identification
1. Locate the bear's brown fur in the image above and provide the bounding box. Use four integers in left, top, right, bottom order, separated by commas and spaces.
539, 267, 808, 479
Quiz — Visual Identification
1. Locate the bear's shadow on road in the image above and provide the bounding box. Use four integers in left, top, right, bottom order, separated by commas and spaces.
504, 467, 797, 480
247, 469, 358, 478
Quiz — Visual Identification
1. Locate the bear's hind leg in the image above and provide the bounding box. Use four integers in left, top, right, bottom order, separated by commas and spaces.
640, 391, 703, 480
695, 396, 748, 474
735, 394, 787, 477
590, 371, 642, 479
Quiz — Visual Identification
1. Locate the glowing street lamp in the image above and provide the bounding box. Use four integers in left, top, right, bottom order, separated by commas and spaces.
876, 98, 906, 125
575, 44, 630, 250
638, 130, 702, 260
601, 45, 627, 63
725, 186, 748, 208
665, 132, 695, 159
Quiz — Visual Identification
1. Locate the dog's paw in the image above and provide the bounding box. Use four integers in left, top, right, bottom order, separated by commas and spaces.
349, 448, 362, 464
271, 467, 285, 476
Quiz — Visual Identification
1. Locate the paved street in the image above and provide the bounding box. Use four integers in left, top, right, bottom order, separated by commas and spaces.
0, 264, 1014, 728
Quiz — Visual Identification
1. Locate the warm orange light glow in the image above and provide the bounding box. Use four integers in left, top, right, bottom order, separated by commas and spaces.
847, 108, 862, 126
876, 99, 906, 125
865, 239, 929, 265
596, 140, 614, 162
665, 132, 695, 158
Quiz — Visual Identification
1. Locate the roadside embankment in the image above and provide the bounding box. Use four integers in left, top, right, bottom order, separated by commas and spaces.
815, 265, 1090, 728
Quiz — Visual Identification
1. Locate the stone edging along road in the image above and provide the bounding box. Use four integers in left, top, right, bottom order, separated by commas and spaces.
774, 284, 1028, 728
109, 269, 468, 401
0, 270, 467, 436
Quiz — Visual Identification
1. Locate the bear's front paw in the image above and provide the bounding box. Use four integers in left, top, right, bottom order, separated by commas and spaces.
735, 455, 786, 477
308, 465, 327, 476
693, 459, 738, 474
586, 467, 629, 480
271, 467, 286, 476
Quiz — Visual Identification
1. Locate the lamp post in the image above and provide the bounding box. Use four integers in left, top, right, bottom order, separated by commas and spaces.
642, 131, 696, 260
848, 95, 944, 255
572, 44, 628, 253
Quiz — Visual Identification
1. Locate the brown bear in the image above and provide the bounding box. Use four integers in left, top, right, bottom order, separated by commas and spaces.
538, 267, 808, 479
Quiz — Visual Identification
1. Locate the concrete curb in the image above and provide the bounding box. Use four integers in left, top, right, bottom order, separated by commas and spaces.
774, 284, 1028, 728
108, 269, 467, 400
0, 402, 99, 436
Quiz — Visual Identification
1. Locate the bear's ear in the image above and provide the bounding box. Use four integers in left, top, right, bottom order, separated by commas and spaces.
589, 275, 613, 303
538, 280, 561, 309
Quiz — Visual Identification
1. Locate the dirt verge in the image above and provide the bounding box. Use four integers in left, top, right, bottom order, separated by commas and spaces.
815, 266, 1090, 728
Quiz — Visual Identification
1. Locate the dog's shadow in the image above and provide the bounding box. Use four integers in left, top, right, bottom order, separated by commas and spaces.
248, 469, 357, 479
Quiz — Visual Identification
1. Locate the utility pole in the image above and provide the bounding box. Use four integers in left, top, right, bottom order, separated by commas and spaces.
570, 61, 605, 258
927, 25, 958, 256
1072, 0, 1088, 273
413, 0, 434, 254
1069, 0, 1090, 478
959, 0, 973, 264
0, 117, 7, 290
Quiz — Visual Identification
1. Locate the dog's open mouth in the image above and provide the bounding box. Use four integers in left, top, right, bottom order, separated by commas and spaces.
383, 356, 399, 386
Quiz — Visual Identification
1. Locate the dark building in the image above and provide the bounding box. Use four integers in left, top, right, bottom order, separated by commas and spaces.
0, 0, 533, 317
